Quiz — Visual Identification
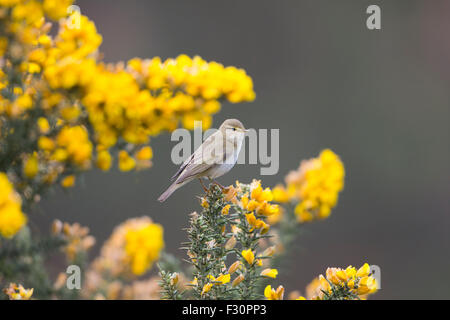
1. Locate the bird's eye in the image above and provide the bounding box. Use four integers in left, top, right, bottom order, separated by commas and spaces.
232, 127, 236, 131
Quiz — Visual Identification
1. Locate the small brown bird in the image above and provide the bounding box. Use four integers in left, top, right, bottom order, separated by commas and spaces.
158, 119, 247, 202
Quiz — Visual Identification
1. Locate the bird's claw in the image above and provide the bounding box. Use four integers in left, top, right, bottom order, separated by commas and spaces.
198, 178, 208, 192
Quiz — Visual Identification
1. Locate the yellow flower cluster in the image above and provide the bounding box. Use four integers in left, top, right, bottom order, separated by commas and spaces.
51, 219, 95, 262
0, 1, 255, 223
53, 125, 93, 167
310, 263, 377, 299
121, 276, 164, 300
41, 18, 254, 160
242, 180, 280, 216
125, 221, 164, 276
221, 180, 280, 236
34, 124, 93, 186
0, 173, 26, 238
201, 273, 231, 295
3, 283, 33, 300
87, 217, 164, 279
264, 285, 284, 300
303, 276, 322, 300
127, 55, 255, 130
274, 149, 345, 223
82, 217, 164, 299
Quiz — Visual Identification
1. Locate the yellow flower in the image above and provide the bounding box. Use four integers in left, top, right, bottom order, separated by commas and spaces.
189, 277, 198, 286
38, 136, 55, 151
357, 276, 377, 295
23, 153, 39, 178
16, 94, 33, 110
3, 283, 33, 300
345, 265, 357, 278
272, 184, 290, 203
259, 221, 270, 234
53, 221, 95, 262
241, 249, 255, 265
267, 206, 283, 225
96, 150, 112, 171
240, 180, 279, 217
326, 268, 341, 285
170, 273, 179, 285
240, 194, 249, 209
356, 263, 370, 278
221, 204, 231, 215
56, 126, 93, 166
135, 146, 153, 161
251, 185, 273, 203
245, 213, 269, 234
61, 175, 75, 188
284, 149, 345, 223
124, 221, 164, 275
214, 274, 230, 285
347, 279, 355, 289
246, 199, 259, 211
264, 285, 284, 300
203, 100, 221, 114
200, 197, 209, 208
37, 117, 50, 134
318, 274, 331, 293
60, 105, 81, 121
201, 283, 213, 295
0, 37, 7, 57
118, 151, 136, 172
294, 202, 315, 222
51, 148, 68, 162
313, 263, 377, 299
336, 269, 348, 282
255, 202, 279, 217
260, 268, 278, 279
43, 0, 74, 20
0, 173, 27, 238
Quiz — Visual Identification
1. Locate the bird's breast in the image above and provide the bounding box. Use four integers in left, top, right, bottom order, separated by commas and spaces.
208, 162, 235, 179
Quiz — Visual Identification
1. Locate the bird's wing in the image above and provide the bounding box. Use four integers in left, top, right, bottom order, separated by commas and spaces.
170, 132, 219, 181
175, 132, 232, 184
170, 153, 194, 181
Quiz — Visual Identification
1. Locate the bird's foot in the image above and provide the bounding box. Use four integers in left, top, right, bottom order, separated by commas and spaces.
198, 178, 208, 192
211, 180, 226, 191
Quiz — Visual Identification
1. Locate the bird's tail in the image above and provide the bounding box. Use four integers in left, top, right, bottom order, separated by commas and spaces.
158, 182, 181, 202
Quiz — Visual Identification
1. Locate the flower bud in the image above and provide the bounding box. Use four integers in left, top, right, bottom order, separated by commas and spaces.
228, 261, 240, 274
260, 268, 278, 279
225, 236, 236, 250
170, 273, 179, 285
232, 274, 244, 287
51, 220, 63, 235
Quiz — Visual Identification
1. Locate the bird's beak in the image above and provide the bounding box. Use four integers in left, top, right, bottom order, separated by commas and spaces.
244, 129, 250, 133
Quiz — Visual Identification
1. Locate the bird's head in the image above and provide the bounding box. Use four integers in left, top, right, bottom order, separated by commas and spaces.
219, 119, 248, 141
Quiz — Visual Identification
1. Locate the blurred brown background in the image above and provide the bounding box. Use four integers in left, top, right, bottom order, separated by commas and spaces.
30, 0, 450, 299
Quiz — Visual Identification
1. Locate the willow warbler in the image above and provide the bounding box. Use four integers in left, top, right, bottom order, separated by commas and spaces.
158, 119, 247, 202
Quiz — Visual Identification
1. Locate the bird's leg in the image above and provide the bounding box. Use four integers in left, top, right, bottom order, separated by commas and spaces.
198, 178, 208, 192
208, 178, 226, 191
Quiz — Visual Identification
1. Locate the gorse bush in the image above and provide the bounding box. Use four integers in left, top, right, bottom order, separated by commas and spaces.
0, 1, 377, 300
0, 0, 255, 224
159, 176, 376, 300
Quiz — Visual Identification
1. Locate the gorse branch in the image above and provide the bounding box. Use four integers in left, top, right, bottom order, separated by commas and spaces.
170, 181, 280, 300
158, 268, 183, 300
